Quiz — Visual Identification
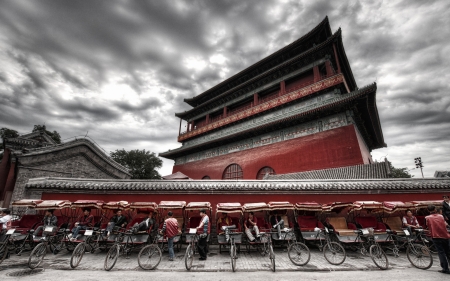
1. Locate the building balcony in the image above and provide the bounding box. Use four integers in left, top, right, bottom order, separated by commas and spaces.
178, 73, 345, 141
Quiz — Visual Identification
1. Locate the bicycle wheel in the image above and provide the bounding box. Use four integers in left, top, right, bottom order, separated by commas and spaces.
70, 242, 86, 269
104, 244, 119, 271
28, 242, 47, 269
269, 245, 275, 272
287, 242, 310, 266
185, 244, 194, 270
138, 245, 162, 270
407, 244, 432, 270
369, 244, 388, 270
0, 242, 8, 264
323, 242, 346, 265
230, 244, 237, 272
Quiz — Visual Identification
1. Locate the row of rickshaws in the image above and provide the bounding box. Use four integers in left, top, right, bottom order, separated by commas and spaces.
0, 199, 442, 272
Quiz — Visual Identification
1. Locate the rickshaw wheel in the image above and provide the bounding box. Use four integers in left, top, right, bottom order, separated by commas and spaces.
0, 242, 8, 264
70, 242, 86, 269
269, 245, 275, 272
369, 244, 389, 270
323, 242, 346, 265
185, 244, 194, 270
138, 244, 162, 270
28, 242, 47, 269
287, 242, 310, 266
407, 244, 432, 270
230, 244, 237, 272
104, 244, 119, 271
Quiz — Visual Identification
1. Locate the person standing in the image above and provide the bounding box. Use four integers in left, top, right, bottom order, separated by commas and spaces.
426, 204, 450, 274
442, 195, 450, 225
196, 209, 209, 260
34, 209, 57, 240
160, 211, 178, 261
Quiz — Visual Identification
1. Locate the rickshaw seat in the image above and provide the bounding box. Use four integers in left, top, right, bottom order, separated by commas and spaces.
11, 215, 40, 233
327, 217, 357, 236
127, 216, 146, 230
231, 217, 241, 232
416, 216, 426, 229
297, 216, 320, 231
382, 217, 405, 235
189, 216, 202, 228
355, 217, 387, 233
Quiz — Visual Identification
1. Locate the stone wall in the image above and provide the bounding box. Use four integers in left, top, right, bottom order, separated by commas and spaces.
12, 155, 118, 203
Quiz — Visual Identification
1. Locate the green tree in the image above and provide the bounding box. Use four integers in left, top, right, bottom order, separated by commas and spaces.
0, 128, 19, 162
388, 161, 413, 178
0, 127, 19, 140
33, 125, 61, 144
110, 149, 162, 179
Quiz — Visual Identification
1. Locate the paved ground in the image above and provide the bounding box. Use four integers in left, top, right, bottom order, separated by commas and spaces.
0, 242, 442, 274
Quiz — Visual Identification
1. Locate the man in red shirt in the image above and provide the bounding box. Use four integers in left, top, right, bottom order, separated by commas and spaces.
161, 211, 178, 261
426, 204, 450, 274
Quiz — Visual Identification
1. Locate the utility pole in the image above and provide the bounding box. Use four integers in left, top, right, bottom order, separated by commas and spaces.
414, 157, 424, 178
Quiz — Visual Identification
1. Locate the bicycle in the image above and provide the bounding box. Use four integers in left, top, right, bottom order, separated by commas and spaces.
0, 229, 16, 264
385, 228, 432, 269
70, 228, 96, 268
259, 232, 276, 272
355, 228, 388, 270
286, 229, 311, 266
103, 230, 134, 271
185, 232, 198, 271
28, 226, 76, 269
315, 227, 346, 265
137, 233, 162, 270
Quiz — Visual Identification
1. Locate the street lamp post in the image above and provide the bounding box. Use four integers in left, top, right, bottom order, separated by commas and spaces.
414, 157, 424, 178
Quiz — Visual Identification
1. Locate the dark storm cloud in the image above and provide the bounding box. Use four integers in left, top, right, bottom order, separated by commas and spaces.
0, 0, 449, 176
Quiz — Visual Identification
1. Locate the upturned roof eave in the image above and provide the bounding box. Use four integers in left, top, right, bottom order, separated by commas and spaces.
182, 16, 332, 108
176, 28, 342, 120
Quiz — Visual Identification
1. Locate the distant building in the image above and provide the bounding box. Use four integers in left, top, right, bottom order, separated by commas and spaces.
0, 130, 131, 207
435, 171, 450, 178
160, 17, 386, 180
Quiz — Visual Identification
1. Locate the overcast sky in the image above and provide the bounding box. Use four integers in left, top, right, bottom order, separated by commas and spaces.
0, 0, 449, 178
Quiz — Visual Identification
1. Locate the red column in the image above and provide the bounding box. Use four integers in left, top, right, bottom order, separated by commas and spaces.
0, 149, 11, 197
253, 93, 258, 106
2, 158, 16, 207
325, 60, 334, 77
332, 43, 341, 74
206, 114, 210, 124
223, 106, 227, 118
279, 81, 286, 96
313, 65, 320, 82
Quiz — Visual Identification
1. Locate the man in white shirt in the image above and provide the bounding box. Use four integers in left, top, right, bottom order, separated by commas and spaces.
0, 209, 12, 231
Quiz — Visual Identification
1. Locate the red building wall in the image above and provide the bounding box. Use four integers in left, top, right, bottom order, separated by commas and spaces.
173, 125, 365, 179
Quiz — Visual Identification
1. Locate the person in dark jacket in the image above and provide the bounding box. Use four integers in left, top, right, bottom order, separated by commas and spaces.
105, 209, 128, 236
131, 212, 155, 234
442, 195, 450, 225
34, 209, 57, 239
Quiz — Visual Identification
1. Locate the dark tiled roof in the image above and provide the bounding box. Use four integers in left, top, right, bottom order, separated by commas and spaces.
17, 138, 131, 176
183, 16, 332, 107
25, 177, 450, 193
264, 162, 390, 180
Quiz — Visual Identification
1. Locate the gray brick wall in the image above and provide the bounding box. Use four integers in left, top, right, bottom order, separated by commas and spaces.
12, 154, 117, 203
